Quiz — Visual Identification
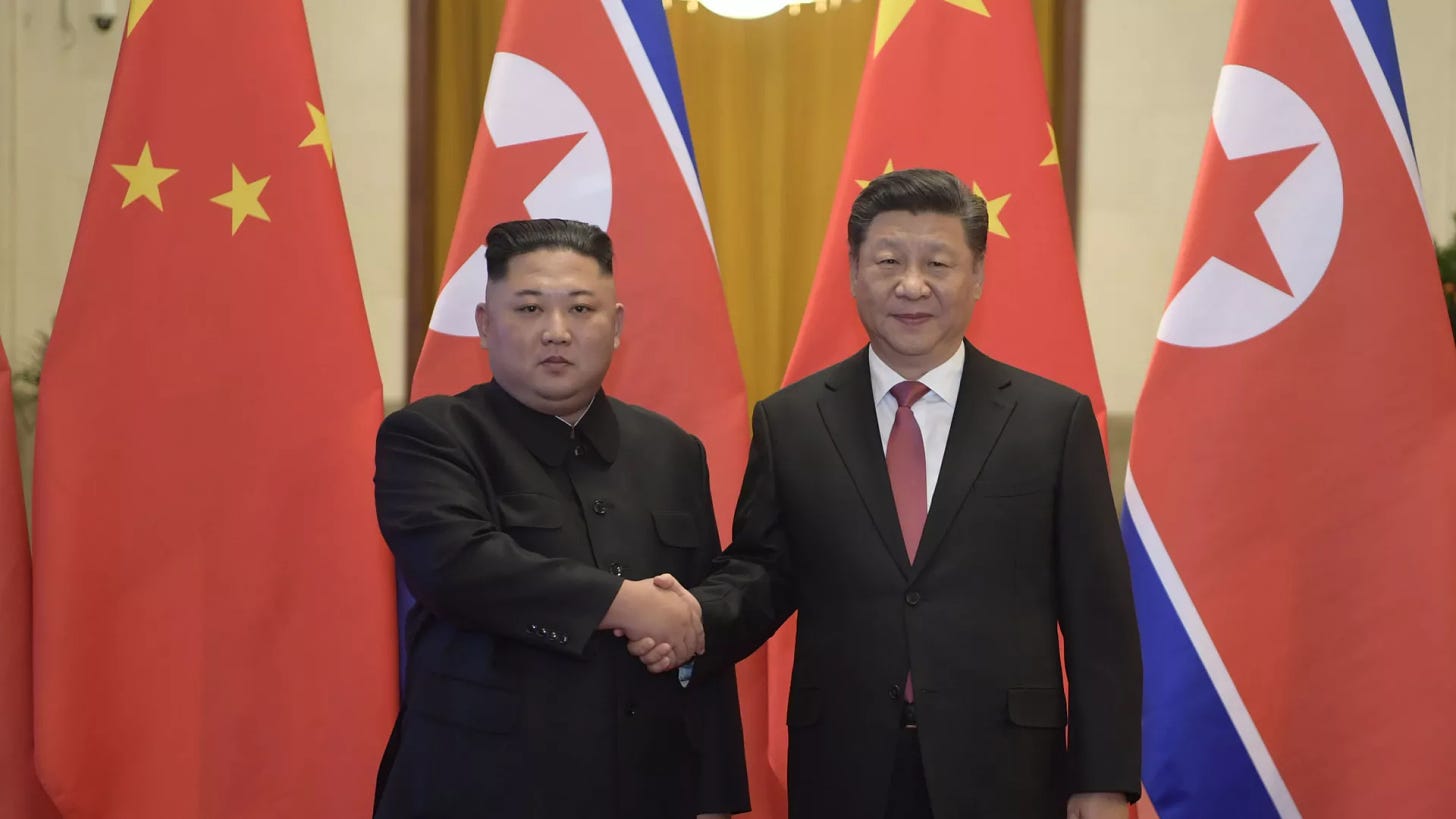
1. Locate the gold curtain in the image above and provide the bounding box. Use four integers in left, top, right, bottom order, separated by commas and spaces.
419, 1, 1065, 406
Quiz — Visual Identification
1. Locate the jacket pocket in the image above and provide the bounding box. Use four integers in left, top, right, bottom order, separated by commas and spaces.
1007, 687, 1067, 729
409, 671, 522, 734
653, 510, 699, 550
786, 686, 823, 728
498, 492, 563, 529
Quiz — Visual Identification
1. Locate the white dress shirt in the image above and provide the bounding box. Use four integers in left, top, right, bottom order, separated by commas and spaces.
867, 343, 965, 509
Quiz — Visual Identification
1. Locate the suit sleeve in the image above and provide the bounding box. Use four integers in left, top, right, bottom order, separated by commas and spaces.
374, 405, 623, 657
683, 437, 752, 814
691, 400, 799, 677
1055, 394, 1143, 799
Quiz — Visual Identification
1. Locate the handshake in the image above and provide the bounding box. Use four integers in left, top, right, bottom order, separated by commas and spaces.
600, 573, 702, 674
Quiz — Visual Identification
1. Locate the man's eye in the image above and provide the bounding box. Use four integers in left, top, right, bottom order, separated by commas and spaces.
516, 305, 540, 313
571, 305, 594, 314
877, 258, 900, 266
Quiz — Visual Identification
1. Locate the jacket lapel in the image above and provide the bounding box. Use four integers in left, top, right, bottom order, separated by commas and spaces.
817, 350, 911, 578
910, 343, 1015, 581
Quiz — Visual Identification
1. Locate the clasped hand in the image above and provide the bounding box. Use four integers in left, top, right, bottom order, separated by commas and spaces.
606, 574, 702, 673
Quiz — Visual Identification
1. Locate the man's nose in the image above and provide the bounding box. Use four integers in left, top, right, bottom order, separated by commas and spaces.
897, 264, 931, 297
542, 310, 571, 342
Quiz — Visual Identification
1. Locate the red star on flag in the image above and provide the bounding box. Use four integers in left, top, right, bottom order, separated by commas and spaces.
474, 126, 587, 224
1180, 136, 1318, 296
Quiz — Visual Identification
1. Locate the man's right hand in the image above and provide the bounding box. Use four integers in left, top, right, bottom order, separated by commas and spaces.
600, 574, 703, 662
617, 574, 700, 673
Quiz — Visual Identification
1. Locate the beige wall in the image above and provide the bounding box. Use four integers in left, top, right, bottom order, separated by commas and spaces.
0, 0, 408, 407
1080, 0, 1456, 419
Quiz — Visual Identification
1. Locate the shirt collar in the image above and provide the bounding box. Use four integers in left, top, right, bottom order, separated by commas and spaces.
482, 381, 619, 466
867, 341, 965, 409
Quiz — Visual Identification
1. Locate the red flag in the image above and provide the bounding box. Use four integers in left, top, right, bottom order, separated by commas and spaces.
409, 2, 748, 527
408, 0, 763, 811
31, 2, 397, 816
767, 0, 1108, 788
0, 340, 56, 819
1124, 0, 1456, 816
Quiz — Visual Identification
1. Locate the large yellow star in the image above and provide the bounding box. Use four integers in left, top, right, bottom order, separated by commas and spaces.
299, 102, 334, 168
857, 159, 895, 189
972, 181, 1010, 238
875, 0, 990, 57
210, 165, 271, 235
112, 142, 178, 211
1040, 123, 1059, 167
126, 0, 155, 37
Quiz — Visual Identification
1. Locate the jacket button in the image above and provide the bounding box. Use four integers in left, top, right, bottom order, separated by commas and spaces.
905, 591, 921, 606
573, 445, 583, 457
609, 562, 624, 577
592, 499, 609, 516
626, 704, 638, 717
889, 684, 902, 701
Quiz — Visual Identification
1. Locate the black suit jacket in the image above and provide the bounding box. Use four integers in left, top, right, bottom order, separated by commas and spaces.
373, 382, 749, 819
695, 343, 1141, 818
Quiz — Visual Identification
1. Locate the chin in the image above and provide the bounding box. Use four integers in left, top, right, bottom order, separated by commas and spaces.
880, 336, 937, 359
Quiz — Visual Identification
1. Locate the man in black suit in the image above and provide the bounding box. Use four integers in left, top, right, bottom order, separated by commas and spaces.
372, 218, 749, 818
637, 169, 1141, 818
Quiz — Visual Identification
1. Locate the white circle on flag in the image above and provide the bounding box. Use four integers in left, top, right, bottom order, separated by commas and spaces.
428, 52, 612, 338
1157, 65, 1342, 348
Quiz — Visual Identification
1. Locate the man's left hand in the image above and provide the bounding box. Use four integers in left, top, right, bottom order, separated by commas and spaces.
1067, 792, 1128, 819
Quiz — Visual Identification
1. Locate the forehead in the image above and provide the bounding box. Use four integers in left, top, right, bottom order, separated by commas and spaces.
491, 248, 612, 294
861, 210, 969, 251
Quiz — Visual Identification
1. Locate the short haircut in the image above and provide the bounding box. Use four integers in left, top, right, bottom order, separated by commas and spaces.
847, 168, 988, 261
484, 218, 614, 280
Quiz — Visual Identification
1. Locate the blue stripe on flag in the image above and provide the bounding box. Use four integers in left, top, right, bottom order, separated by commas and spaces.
1348, 0, 1411, 140
622, 0, 698, 168
1122, 505, 1282, 819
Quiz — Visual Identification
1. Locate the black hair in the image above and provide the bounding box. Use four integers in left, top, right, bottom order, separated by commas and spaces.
847, 168, 988, 261
484, 218, 613, 280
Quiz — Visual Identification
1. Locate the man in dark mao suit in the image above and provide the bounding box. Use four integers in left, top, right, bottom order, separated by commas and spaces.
372, 219, 749, 819
636, 170, 1141, 819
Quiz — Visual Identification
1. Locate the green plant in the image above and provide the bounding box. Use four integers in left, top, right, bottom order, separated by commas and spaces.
10, 328, 47, 431
1438, 216, 1456, 344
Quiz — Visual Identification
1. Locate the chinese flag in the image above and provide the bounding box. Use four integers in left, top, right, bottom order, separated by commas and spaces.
0, 340, 56, 819
31, 2, 396, 816
766, 0, 1108, 791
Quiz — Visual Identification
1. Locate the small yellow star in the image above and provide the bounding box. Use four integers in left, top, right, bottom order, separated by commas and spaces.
1040, 123, 1059, 167
299, 102, 335, 168
127, 0, 155, 37
210, 165, 271, 235
857, 159, 896, 189
972, 182, 1010, 238
112, 142, 178, 211
875, 0, 990, 57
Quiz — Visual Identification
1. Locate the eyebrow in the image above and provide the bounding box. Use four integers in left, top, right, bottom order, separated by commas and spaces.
509, 289, 599, 298
868, 239, 952, 252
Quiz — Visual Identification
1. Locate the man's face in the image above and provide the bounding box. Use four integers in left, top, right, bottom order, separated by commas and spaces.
850, 210, 984, 379
476, 249, 624, 420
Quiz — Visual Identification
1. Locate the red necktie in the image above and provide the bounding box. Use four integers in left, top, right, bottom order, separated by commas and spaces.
887, 381, 930, 563
888, 381, 930, 704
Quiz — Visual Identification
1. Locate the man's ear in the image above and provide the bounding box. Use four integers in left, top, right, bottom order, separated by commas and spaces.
475, 302, 490, 351
612, 303, 625, 350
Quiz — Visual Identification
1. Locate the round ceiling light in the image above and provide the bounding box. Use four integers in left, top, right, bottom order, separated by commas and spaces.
694, 0, 794, 19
